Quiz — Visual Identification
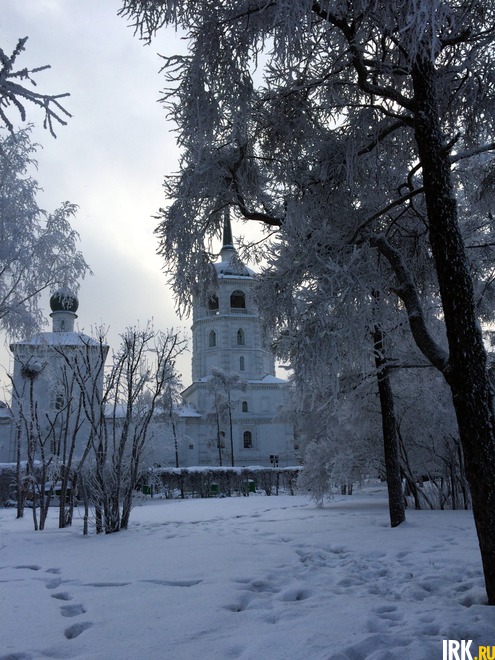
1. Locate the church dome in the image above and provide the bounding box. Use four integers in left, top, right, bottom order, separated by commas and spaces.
50, 290, 79, 313
213, 254, 255, 278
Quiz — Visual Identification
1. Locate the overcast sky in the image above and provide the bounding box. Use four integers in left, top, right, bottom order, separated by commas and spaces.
1, 0, 193, 393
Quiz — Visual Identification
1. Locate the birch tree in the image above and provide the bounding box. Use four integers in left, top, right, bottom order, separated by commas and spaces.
121, 1, 495, 603
10, 332, 108, 529
1, 36, 83, 337
79, 325, 186, 533
0, 128, 89, 338
207, 368, 247, 467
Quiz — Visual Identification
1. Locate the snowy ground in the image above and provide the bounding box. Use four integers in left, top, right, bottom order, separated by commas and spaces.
0, 484, 493, 660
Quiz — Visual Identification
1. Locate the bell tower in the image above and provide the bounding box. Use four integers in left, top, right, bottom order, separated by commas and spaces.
180, 218, 295, 468
190, 215, 275, 382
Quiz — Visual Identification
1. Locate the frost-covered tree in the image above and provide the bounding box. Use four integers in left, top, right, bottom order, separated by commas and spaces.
155, 373, 184, 468
206, 368, 247, 467
0, 37, 70, 135
0, 128, 89, 337
297, 385, 383, 506
393, 367, 469, 511
10, 329, 109, 529
79, 325, 186, 534
122, 1, 495, 603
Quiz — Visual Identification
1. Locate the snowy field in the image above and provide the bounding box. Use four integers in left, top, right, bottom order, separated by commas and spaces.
1, 484, 494, 660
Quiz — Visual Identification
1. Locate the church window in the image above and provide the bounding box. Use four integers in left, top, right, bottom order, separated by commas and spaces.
239, 356, 245, 371
242, 400, 248, 413
230, 290, 246, 311
243, 431, 253, 449
209, 330, 216, 347
208, 295, 219, 314
236, 328, 245, 346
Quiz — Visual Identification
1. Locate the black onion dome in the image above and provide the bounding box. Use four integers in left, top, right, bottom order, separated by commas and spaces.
50, 290, 79, 313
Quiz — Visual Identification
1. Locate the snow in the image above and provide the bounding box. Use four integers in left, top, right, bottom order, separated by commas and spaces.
256, 374, 287, 384
14, 331, 101, 347
177, 403, 202, 418
0, 483, 493, 659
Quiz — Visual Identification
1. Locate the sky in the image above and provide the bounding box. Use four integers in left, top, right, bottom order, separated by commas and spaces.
1, 481, 494, 659
0, 0, 192, 393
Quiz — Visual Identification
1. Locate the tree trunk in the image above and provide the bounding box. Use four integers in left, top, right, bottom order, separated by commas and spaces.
15, 423, 24, 519
215, 408, 223, 466
412, 56, 495, 604
172, 416, 179, 468
228, 398, 235, 467
373, 326, 406, 528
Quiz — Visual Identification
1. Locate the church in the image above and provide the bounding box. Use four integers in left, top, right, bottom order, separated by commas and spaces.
0, 225, 296, 468
0, 291, 107, 464
176, 220, 297, 467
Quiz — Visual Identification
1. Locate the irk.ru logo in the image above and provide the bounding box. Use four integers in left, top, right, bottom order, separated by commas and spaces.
443, 640, 495, 660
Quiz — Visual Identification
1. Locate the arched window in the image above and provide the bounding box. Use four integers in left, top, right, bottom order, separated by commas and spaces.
243, 431, 253, 449
209, 330, 216, 347
230, 290, 246, 311
208, 295, 219, 314
236, 328, 245, 346
242, 400, 248, 413
239, 356, 245, 371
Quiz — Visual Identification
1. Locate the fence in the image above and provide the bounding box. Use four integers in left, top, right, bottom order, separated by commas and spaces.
141, 466, 302, 499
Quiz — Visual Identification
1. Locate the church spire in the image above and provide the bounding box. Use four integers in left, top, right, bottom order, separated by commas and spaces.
220, 208, 236, 261
222, 208, 234, 249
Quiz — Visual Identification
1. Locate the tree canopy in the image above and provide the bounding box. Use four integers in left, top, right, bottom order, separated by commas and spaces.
121, 0, 495, 602
0, 37, 70, 136
0, 127, 89, 338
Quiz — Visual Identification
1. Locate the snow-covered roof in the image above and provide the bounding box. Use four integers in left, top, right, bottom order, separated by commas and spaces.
184, 374, 288, 391
12, 331, 102, 348
254, 374, 288, 385
212, 215, 255, 278
213, 253, 255, 278
177, 403, 202, 418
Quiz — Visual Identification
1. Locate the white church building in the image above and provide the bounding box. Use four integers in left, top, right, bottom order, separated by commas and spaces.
0, 292, 107, 464
176, 221, 297, 467
0, 225, 296, 468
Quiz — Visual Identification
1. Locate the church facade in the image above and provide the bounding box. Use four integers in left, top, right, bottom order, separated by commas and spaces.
0, 229, 297, 468
176, 224, 297, 467
0, 292, 107, 464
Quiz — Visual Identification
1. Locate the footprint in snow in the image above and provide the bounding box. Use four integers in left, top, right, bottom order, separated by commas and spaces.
367, 603, 403, 632
142, 579, 203, 587
241, 578, 279, 594
278, 584, 311, 602
83, 581, 130, 587
45, 577, 63, 590
373, 603, 401, 619
50, 592, 72, 601
64, 622, 93, 640
60, 604, 86, 618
